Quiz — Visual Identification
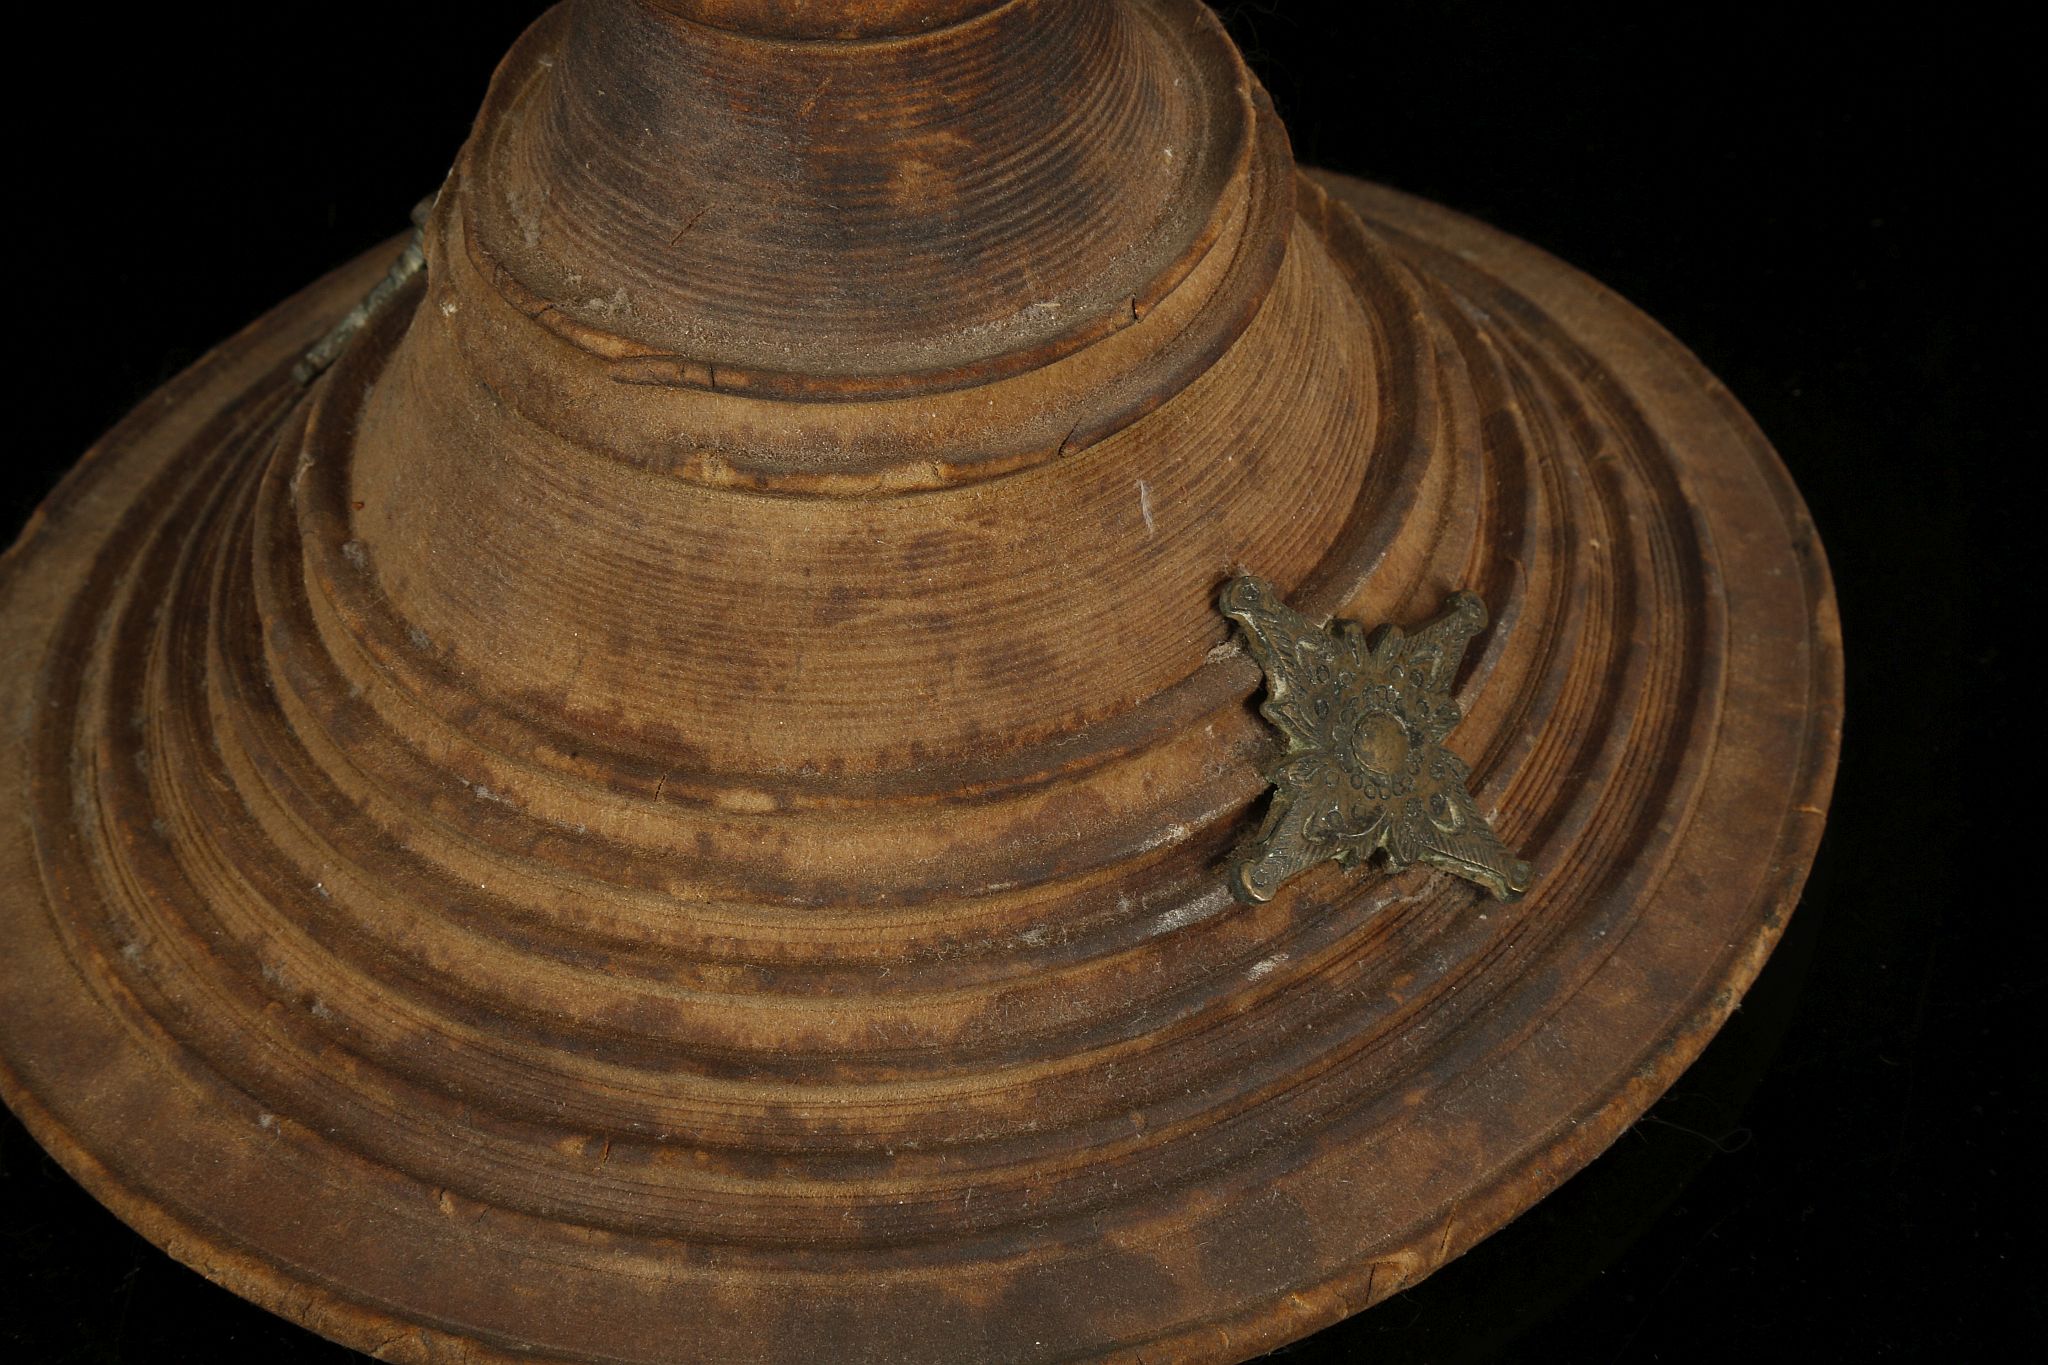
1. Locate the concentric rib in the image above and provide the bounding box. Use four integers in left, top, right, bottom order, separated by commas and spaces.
1408, 227, 1722, 916
72, 718, 1564, 1257
432, 94, 1292, 494
464, 0, 1264, 395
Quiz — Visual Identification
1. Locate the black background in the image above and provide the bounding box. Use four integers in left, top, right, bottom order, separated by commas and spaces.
2, 2, 2032, 1361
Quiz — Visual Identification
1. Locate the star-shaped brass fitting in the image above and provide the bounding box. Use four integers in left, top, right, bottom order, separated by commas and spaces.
1220, 572, 1533, 905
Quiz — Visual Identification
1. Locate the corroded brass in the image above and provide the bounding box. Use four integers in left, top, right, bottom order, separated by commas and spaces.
1222, 572, 1533, 903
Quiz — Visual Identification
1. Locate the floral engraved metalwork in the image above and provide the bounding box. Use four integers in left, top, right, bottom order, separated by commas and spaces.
1220, 572, 1532, 905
